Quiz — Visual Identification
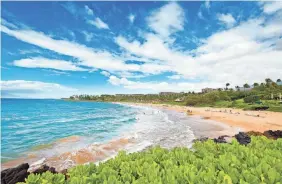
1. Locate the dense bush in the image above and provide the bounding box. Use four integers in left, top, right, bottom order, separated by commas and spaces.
20, 136, 282, 184
244, 95, 260, 104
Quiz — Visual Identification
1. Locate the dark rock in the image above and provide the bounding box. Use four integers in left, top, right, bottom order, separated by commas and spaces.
246, 131, 264, 136
1, 163, 29, 184
60, 169, 69, 180
213, 135, 230, 143
264, 130, 282, 139
235, 132, 251, 145
193, 137, 209, 143
33, 165, 57, 175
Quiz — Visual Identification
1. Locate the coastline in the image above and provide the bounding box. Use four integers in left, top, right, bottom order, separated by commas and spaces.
116, 102, 282, 132
2, 101, 281, 172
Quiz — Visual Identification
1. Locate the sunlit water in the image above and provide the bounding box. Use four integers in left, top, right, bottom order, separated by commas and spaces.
1, 99, 196, 169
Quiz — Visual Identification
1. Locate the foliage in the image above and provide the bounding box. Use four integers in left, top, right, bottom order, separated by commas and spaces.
68, 79, 282, 112
243, 83, 250, 88
243, 95, 260, 104
21, 136, 282, 184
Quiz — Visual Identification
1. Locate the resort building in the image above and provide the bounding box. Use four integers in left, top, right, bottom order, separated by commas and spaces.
159, 92, 179, 95
201, 88, 217, 93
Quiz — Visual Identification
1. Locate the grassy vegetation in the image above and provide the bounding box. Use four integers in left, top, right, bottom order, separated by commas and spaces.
68, 79, 282, 112
21, 136, 282, 184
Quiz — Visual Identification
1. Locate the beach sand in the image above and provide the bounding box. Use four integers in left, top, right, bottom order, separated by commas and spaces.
3, 102, 281, 171
122, 102, 282, 132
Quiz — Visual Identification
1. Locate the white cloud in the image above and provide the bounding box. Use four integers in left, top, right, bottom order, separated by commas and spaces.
198, 11, 204, 20
108, 75, 221, 92
128, 14, 135, 23
69, 31, 76, 40
100, 70, 111, 77
85, 5, 94, 16
1, 24, 139, 73
147, 2, 185, 38
115, 71, 147, 79
116, 13, 282, 91
13, 57, 86, 71
82, 31, 94, 42
44, 69, 69, 76
205, 0, 210, 9
18, 49, 42, 55
262, 1, 282, 14
2, 2, 282, 93
1, 18, 18, 29
1, 80, 77, 98
88, 18, 109, 29
167, 75, 181, 80
217, 13, 236, 27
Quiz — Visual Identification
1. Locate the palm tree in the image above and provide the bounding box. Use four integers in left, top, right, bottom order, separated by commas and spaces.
253, 83, 259, 87
265, 78, 272, 84
277, 79, 281, 83
243, 83, 250, 91
225, 83, 230, 90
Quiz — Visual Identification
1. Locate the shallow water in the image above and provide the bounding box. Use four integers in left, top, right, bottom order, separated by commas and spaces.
1, 99, 238, 170
1, 99, 137, 163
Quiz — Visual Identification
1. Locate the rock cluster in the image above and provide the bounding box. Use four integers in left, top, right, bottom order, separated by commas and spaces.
195, 132, 252, 145
235, 132, 251, 145
1, 163, 64, 184
213, 135, 231, 143
1, 163, 29, 184
32, 165, 57, 175
264, 130, 282, 139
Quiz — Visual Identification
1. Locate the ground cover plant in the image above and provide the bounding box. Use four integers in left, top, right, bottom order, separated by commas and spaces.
20, 136, 282, 184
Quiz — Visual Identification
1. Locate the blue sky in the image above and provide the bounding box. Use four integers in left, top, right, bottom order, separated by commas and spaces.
1, 1, 282, 98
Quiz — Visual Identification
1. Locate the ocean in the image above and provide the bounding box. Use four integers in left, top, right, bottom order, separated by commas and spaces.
1, 99, 196, 170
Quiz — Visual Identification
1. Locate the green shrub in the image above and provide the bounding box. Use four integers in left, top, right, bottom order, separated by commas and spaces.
21, 136, 282, 184
244, 95, 260, 104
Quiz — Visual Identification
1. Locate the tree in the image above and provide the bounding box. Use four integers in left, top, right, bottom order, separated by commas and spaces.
225, 83, 230, 90
265, 78, 272, 84
277, 79, 281, 82
235, 86, 240, 91
244, 95, 260, 104
243, 83, 250, 91
271, 82, 278, 88
253, 83, 259, 87
243, 83, 250, 88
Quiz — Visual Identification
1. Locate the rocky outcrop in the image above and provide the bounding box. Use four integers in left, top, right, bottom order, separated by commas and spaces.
247, 130, 282, 139
263, 130, 282, 139
193, 137, 208, 142
1, 163, 29, 184
213, 135, 232, 143
235, 132, 251, 145
33, 165, 57, 175
1, 163, 60, 184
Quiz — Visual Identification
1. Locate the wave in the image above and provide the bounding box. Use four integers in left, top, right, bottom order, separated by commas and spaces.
2, 102, 195, 171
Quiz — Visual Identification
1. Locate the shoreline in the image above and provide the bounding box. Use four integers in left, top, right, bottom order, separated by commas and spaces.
116, 102, 282, 132
2, 101, 281, 172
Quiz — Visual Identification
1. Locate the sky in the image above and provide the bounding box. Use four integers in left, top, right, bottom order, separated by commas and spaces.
1, 1, 282, 98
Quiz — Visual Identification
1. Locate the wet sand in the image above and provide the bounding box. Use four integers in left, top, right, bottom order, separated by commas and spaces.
122, 102, 282, 132
2, 137, 134, 171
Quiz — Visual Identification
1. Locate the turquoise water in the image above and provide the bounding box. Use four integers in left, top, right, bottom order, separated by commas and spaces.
1, 99, 138, 162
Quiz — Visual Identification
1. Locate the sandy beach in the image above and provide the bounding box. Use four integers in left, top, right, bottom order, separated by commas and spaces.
122, 102, 282, 132
2, 102, 281, 171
